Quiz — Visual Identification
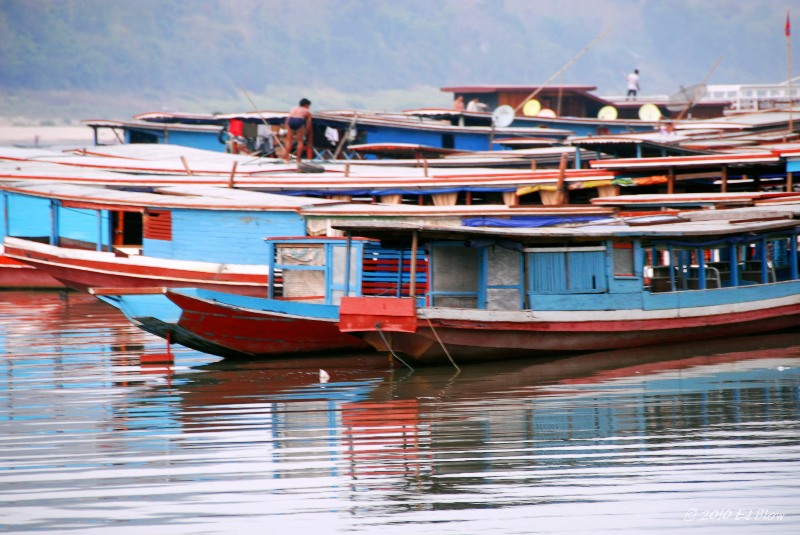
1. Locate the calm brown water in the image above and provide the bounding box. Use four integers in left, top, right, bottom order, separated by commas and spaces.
1, 291, 799, 534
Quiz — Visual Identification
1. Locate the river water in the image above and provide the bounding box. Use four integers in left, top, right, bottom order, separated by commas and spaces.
1, 290, 799, 534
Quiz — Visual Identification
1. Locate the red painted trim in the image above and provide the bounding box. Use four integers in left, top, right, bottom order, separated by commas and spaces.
143, 210, 172, 240
340, 297, 419, 333
60, 200, 144, 212
425, 303, 800, 333
4, 245, 269, 296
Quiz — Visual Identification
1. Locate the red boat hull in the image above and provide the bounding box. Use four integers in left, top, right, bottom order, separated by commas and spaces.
0, 255, 65, 289
342, 297, 800, 365
4, 242, 269, 297
166, 291, 370, 357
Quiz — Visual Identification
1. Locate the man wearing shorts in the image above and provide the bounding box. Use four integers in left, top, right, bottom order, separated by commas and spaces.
285, 98, 313, 163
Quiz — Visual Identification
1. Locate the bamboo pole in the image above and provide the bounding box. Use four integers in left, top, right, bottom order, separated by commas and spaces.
514, 27, 611, 113
721, 164, 728, 193
241, 87, 287, 155
556, 152, 568, 205
180, 156, 193, 176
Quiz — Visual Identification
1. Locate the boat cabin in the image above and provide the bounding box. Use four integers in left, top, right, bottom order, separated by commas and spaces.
442, 84, 610, 119
0, 183, 330, 263
264, 236, 428, 305
334, 217, 800, 312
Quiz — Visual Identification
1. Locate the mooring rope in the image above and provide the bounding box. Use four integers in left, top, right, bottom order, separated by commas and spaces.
375, 323, 414, 370
425, 318, 461, 373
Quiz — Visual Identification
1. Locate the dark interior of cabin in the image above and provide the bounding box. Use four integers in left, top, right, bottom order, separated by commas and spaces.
112, 211, 143, 247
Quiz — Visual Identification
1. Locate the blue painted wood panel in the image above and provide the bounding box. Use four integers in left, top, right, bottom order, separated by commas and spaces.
363, 125, 501, 152
532, 292, 644, 311
57, 206, 111, 248
3, 194, 51, 238
143, 209, 306, 263
125, 128, 223, 152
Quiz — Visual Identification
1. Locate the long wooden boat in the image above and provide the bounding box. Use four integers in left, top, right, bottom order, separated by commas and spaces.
163, 288, 370, 356
0, 182, 340, 293
335, 215, 800, 365
91, 236, 422, 358
90, 286, 370, 358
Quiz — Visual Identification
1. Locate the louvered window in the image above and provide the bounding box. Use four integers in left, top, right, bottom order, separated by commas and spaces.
143, 210, 172, 241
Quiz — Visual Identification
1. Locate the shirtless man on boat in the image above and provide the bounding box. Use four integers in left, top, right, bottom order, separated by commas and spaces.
284, 98, 313, 163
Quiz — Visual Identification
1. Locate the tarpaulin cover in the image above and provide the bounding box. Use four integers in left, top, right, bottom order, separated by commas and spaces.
281, 186, 518, 197
462, 215, 612, 228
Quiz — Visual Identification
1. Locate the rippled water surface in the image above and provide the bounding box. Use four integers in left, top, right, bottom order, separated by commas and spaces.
1, 291, 799, 534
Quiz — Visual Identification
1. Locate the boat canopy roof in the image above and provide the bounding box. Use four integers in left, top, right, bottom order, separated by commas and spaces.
590, 151, 781, 170
333, 216, 800, 244
0, 182, 341, 211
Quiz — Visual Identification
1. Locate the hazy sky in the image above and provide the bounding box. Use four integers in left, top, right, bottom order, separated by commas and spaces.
2, 0, 799, 115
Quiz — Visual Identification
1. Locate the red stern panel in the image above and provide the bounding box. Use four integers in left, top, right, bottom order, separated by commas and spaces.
339, 297, 418, 333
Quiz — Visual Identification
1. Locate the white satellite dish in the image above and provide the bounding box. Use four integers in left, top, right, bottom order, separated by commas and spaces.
667, 83, 708, 114
522, 99, 542, 117
537, 108, 557, 118
492, 105, 515, 128
638, 103, 662, 121
597, 105, 618, 120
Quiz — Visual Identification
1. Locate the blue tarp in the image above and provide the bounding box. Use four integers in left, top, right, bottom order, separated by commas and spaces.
462, 215, 613, 228
280, 186, 518, 197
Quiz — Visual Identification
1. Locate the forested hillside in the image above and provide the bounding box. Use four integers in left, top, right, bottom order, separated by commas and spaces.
0, 0, 794, 121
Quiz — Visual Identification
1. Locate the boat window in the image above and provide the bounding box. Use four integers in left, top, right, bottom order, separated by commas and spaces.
276, 245, 324, 266
486, 246, 523, 310
613, 243, 635, 277
330, 244, 361, 305
143, 210, 172, 241
646, 234, 799, 293
430, 244, 479, 308
274, 244, 326, 303
526, 246, 607, 294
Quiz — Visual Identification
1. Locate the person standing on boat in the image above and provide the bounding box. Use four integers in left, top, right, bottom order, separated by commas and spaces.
284, 98, 313, 163
466, 98, 489, 112
453, 95, 465, 111
626, 69, 640, 100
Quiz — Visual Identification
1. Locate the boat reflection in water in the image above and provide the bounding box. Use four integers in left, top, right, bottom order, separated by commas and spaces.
1, 291, 798, 533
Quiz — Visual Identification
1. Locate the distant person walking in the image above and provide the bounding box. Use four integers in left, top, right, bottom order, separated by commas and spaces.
284, 98, 313, 163
626, 69, 640, 100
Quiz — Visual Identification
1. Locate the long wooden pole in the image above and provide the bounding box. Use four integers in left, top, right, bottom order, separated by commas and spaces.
241, 87, 287, 154
556, 152, 568, 205
514, 27, 611, 113
675, 57, 722, 122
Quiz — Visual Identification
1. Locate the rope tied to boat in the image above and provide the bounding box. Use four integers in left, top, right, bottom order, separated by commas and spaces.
425, 318, 461, 373
374, 323, 414, 370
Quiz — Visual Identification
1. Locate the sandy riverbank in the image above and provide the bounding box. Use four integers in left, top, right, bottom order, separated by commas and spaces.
0, 125, 117, 148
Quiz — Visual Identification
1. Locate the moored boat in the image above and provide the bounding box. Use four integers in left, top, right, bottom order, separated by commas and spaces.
1, 182, 341, 294
92, 236, 426, 358
335, 215, 800, 365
